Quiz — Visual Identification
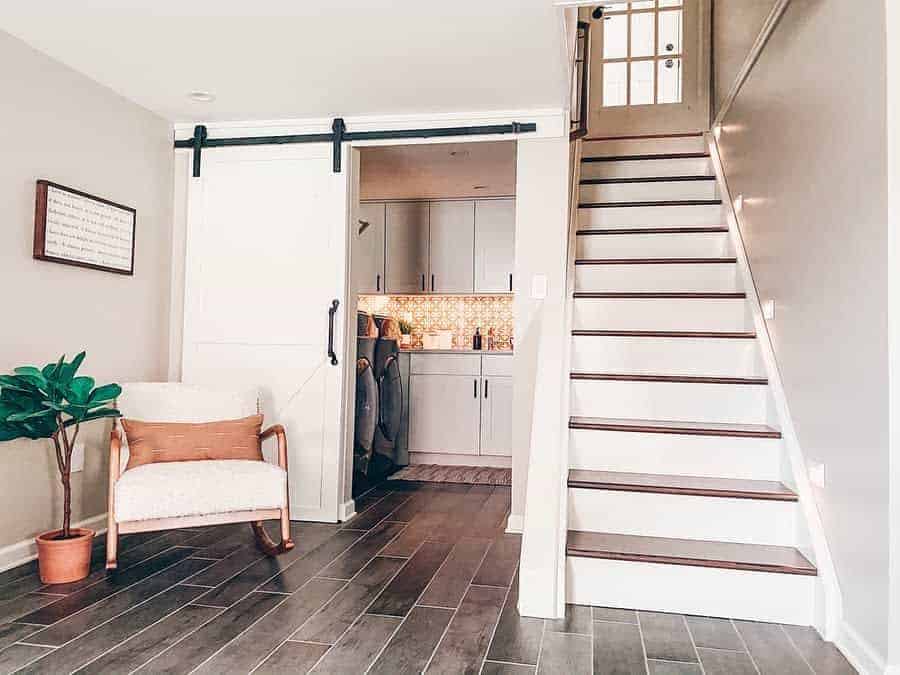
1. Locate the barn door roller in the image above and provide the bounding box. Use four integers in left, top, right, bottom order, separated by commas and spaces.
174, 117, 537, 177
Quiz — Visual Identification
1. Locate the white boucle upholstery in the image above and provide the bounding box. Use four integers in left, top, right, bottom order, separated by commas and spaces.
114, 459, 286, 523
116, 382, 263, 471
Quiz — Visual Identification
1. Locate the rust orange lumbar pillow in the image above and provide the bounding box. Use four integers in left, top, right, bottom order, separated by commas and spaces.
121, 415, 264, 470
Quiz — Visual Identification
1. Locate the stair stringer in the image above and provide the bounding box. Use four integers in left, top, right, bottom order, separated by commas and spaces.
707, 132, 842, 640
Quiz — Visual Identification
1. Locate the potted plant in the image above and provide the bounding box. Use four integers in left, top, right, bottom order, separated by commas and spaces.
0, 352, 121, 583
398, 319, 413, 348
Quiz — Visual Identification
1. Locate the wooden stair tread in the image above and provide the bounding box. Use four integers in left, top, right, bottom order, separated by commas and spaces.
568, 417, 782, 439
577, 227, 729, 235
579, 199, 722, 208
570, 373, 767, 385
566, 531, 817, 576
572, 330, 756, 339
582, 152, 711, 163
574, 292, 746, 299
567, 470, 796, 501
580, 175, 716, 185
575, 257, 736, 265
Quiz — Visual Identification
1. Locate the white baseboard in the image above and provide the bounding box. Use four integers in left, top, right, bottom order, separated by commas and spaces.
0, 513, 108, 575
338, 499, 357, 522
506, 513, 524, 534
834, 619, 887, 675
409, 452, 512, 468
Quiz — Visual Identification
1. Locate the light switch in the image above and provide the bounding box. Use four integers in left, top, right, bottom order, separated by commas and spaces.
70, 441, 85, 473
531, 274, 548, 299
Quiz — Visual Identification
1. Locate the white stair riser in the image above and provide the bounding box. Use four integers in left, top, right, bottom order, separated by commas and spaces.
580, 180, 718, 203
568, 429, 782, 481
568, 488, 796, 546
576, 232, 731, 259
566, 557, 816, 625
581, 157, 713, 180
575, 263, 738, 293
571, 336, 764, 378
569, 379, 768, 424
582, 136, 708, 157
573, 298, 749, 332
579, 204, 724, 228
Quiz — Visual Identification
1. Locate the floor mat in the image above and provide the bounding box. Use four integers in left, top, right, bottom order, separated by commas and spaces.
387, 464, 511, 485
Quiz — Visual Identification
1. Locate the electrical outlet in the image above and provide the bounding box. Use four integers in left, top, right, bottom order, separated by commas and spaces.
808, 461, 826, 489
70, 441, 85, 473
531, 274, 547, 299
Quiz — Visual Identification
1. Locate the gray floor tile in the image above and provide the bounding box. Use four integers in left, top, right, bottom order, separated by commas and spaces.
427, 584, 507, 674
684, 615, 745, 650
318, 521, 406, 580
547, 604, 592, 635
486, 574, 543, 666
647, 659, 703, 674
537, 631, 591, 675
368, 541, 454, 617
734, 620, 813, 675
260, 530, 365, 594
310, 613, 401, 674
368, 605, 454, 675
0, 643, 53, 674
781, 624, 856, 675
254, 641, 330, 674
472, 534, 521, 588
418, 537, 492, 609
482, 661, 537, 675
0, 623, 40, 652
593, 619, 647, 674
697, 647, 758, 675
594, 606, 639, 624
639, 612, 698, 663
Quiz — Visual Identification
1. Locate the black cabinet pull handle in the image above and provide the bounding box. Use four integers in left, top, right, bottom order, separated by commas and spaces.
484, 379, 489, 399
431, 274, 435, 292
327, 299, 339, 366
474, 379, 478, 398
376, 274, 381, 292
421, 274, 425, 292
509, 273, 513, 292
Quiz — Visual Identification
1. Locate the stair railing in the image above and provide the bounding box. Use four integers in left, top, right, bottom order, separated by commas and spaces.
570, 20, 591, 140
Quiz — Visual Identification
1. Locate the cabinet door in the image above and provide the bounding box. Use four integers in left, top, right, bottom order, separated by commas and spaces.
356, 202, 385, 294
480, 376, 513, 456
408, 374, 481, 455
386, 202, 429, 293
429, 201, 475, 293
475, 199, 516, 293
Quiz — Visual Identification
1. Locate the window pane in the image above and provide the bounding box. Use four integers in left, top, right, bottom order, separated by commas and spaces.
658, 57, 682, 103
658, 0, 682, 6
630, 12, 655, 58
603, 14, 628, 59
603, 62, 627, 107
631, 1, 655, 8
630, 61, 655, 105
658, 9, 682, 55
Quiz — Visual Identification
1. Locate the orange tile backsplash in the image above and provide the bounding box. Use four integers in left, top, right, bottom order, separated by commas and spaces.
357, 295, 514, 350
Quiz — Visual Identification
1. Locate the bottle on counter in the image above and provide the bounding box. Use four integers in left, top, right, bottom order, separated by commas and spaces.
487, 328, 495, 351
473, 327, 483, 351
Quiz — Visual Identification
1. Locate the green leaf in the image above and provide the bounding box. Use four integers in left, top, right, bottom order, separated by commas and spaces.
0, 375, 39, 394
58, 352, 86, 384
6, 408, 54, 422
64, 407, 120, 426
67, 377, 95, 404
89, 383, 121, 404
14, 366, 44, 380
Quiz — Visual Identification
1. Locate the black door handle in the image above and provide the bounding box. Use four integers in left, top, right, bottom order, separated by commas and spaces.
431, 274, 435, 292
327, 299, 339, 366
421, 274, 425, 292
474, 379, 478, 398
509, 273, 513, 292
376, 274, 381, 292
484, 379, 489, 399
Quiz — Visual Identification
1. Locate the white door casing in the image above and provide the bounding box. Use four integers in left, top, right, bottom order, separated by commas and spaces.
181, 143, 350, 522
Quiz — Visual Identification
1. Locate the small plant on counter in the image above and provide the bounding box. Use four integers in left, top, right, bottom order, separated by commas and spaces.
398, 319, 413, 335
0, 352, 121, 583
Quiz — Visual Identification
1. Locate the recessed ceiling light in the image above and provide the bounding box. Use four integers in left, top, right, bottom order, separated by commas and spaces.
188, 91, 216, 103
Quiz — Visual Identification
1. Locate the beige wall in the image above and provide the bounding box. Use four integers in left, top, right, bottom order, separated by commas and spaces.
0, 31, 173, 551
715, 0, 890, 661
711, 0, 778, 116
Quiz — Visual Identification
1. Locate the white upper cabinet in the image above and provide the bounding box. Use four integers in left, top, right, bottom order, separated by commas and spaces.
356, 202, 385, 294
429, 201, 475, 294
475, 199, 516, 293
385, 202, 429, 294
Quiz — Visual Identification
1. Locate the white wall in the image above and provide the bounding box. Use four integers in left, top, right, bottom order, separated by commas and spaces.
0, 31, 174, 552
715, 0, 890, 664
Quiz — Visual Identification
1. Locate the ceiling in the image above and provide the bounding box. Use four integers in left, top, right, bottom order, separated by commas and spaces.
0, 1, 570, 123
360, 141, 516, 200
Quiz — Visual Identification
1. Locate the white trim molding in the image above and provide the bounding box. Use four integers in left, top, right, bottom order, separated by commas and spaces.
505, 514, 524, 534
0, 513, 108, 575
835, 619, 888, 675
338, 499, 357, 523
707, 134, 843, 640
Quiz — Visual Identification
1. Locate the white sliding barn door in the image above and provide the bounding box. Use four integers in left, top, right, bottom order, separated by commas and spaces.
182, 143, 350, 522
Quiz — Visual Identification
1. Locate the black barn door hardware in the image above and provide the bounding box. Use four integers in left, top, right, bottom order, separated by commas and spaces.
327, 299, 340, 366
175, 118, 537, 177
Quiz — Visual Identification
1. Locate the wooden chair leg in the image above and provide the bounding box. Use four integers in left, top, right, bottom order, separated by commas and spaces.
106, 517, 118, 570
251, 515, 294, 557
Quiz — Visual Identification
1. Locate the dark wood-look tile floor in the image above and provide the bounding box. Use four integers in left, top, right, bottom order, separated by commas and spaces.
0, 482, 856, 674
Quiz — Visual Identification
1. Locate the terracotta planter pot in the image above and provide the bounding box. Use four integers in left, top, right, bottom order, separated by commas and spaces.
35, 528, 94, 584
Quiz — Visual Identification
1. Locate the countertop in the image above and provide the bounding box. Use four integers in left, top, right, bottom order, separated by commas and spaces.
400, 348, 514, 356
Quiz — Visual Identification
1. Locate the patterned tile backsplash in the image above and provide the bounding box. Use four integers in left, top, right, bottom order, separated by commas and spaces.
357, 295, 514, 350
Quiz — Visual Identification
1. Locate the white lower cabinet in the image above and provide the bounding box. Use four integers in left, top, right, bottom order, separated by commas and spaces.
480, 376, 513, 456
408, 354, 513, 457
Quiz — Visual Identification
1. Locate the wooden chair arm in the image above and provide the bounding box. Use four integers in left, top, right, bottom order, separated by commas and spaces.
260, 425, 288, 471
109, 428, 122, 482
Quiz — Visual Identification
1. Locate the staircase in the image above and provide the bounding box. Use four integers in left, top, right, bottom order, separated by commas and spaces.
564, 134, 817, 625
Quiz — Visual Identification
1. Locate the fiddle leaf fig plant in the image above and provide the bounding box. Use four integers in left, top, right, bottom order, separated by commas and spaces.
0, 352, 121, 539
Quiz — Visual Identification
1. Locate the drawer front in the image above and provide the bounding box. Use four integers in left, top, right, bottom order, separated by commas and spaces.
410, 353, 481, 376
481, 354, 513, 377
